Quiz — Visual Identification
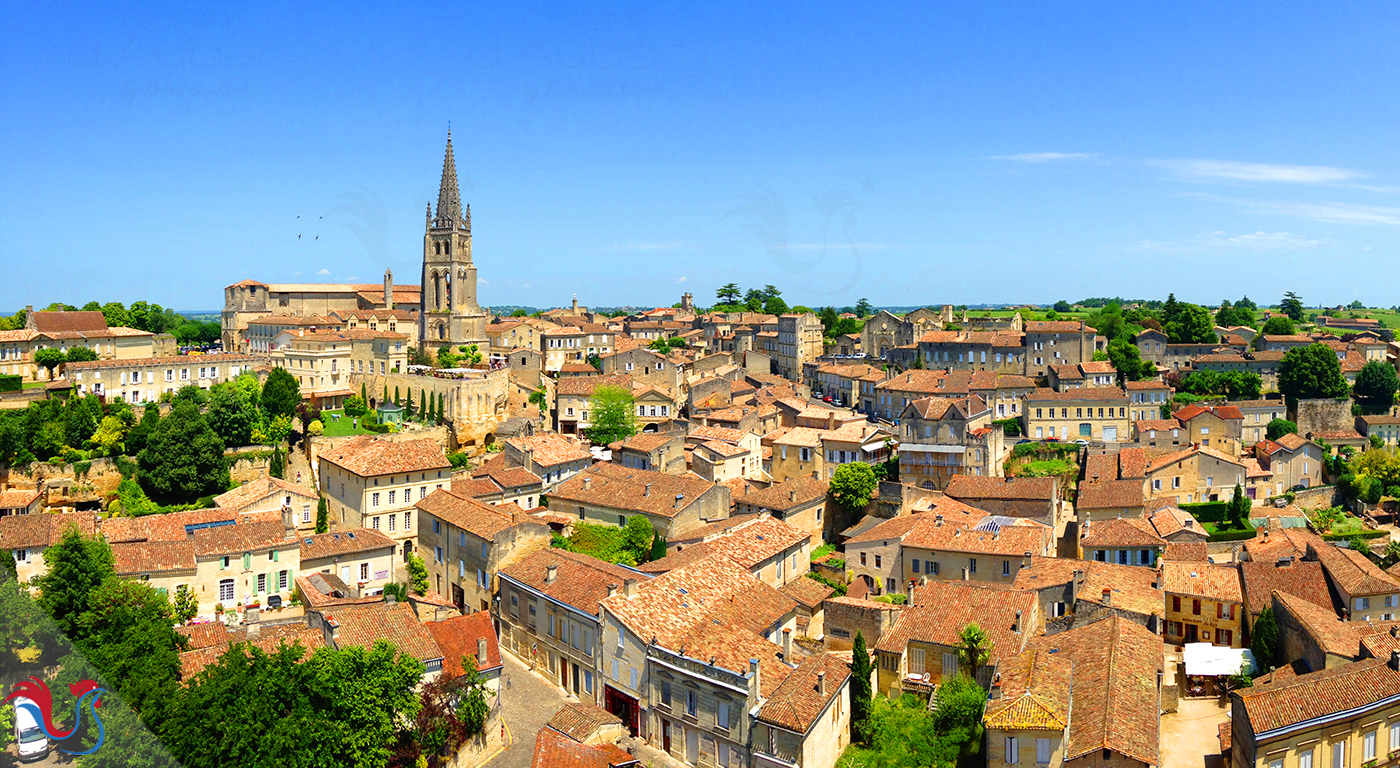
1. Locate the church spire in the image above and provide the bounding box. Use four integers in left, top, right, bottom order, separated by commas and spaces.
434, 128, 462, 227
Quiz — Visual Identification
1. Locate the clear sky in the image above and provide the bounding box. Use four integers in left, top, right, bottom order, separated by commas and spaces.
3, 3, 1397, 312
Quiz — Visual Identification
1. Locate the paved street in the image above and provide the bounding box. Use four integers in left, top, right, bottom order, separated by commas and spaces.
1161, 696, 1230, 768
488, 650, 573, 768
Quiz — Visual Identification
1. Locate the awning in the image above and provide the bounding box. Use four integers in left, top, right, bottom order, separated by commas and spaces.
1183, 643, 1256, 677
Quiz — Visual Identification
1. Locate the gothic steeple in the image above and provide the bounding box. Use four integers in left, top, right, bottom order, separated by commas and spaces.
434, 129, 463, 227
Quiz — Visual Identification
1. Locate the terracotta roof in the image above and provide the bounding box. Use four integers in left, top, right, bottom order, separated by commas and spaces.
1124, 380, 1171, 390
613, 433, 679, 454
505, 434, 593, 466
1079, 517, 1163, 548
425, 611, 502, 677
645, 516, 809, 573
176, 621, 231, 650
1024, 386, 1127, 403
737, 475, 828, 511
99, 507, 279, 544
178, 625, 325, 681
1174, 403, 1244, 422
501, 549, 648, 617
1243, 528, 1318, 563
983, 649, 1071, 731
549, 462, 719, 519
29, 311, 108, 333
1118, 447, 1149, 479
1160, 562, 1242, 602
532, 727, 638, 768
1239, 559, 1333, 618
325, 601, 442, 663
1272, 590, 1358, 659
903, 516, 1052, 557
295, 573, 381, 611
0, 489, 41, 509
781, 575, 836, 608
189, 520, 295, 557
416, 489, 548, 540
879, 581, 1037, 665
1024, 616, 1162, 764
545, 702, 624, 743
1234, 657, 1400, 735
600, 554, 796, 653
1025, 320, 1094, 333
111, 539, 197, 574
299, 527, 397, 561
1309, 541, 1400, 597
1274, 433, 1311, 452
468, 454, 545, 490
1147, 505, 1206, 540
1144, 445, 1245, 474
213, 474, 317, 512
756, 652, 852, 733
319, 436, 450, 477
946, 475, 1056, 502
1163, 541, 1209, 562
556, 373, 633, 397
0, 511, 98, 549
1077, 480, 1145, 511
844, 513, 928, 545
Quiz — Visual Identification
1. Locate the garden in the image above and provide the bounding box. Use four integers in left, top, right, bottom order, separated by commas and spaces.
551, 518, 665, 566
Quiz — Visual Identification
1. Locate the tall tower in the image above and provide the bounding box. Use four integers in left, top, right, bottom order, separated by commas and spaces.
420, 129, 488, 351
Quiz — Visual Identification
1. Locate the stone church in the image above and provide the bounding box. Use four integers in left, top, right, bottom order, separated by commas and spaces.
221, 132, 489, 353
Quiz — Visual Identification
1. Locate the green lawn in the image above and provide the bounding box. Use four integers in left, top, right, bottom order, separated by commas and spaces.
22, 380, 48, 389
1017, 459, 1074, 477
318, 410, 379, 437
1318, 514, 1368, 536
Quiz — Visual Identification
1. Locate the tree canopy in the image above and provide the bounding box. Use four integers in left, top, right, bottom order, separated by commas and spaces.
1354, 360, 1399, 411
261, 367, 302, 422
1266, 418, 1297, 441
584, 385, 637, 446
829, 462, 878, 511
138, 400, 229, 502
1280, 291, 1305, 322
1278, 343, 1349, 401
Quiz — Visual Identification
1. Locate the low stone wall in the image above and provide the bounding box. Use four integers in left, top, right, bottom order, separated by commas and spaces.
1292, 485, 1339, 511
442, 704, 505, 768
1293, 398, 1354, 437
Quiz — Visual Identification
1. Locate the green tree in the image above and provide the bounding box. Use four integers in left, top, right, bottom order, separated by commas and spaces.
32, 419, 67, 460
74, 577, 187, 715
1251, 606, 1278, 669
622, 516, 655, 563
91, 414, 129, 455
419, 390, 427, 421
207, 384, 257, 447
35, 525, 116, 636
315, 496, 329, 533
933, 675, 988, 759
957, 622, 991, 676
763, 295, 789, 315
34, 347, 64, 379
1227, 484, 1249, 529
1354, 360, 1400, 411
1350, 534, 1372, 554
855, 298, 873, 317
1279, 344, 1349, 401
344, 394, 367, 417
138, 401, 229, 501
1053, 300, 1073, 313
829, 462, 877, 511
407, 553, 430, 595
269, 447, 286, 479
651, 531, 666, 561
1383, 540, 1400, 568
584, 385, 637, 446
261, 367, 302, 421
173, 584, 199, 623
1266, 418, 1298, 441
1280, 291, 1305, 322
716, 282, 742, 304
1260, 316, 1296, 337
1107, 338, 1155, 381
1165, 303, 1217, 344
65, 345, 98, 363
850, 631, 874, 742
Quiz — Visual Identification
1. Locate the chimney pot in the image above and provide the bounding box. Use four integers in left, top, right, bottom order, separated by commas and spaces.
385, 593, 397, 604
546, 564, 558, 584
477, 637, 488, 666
789, 489, 797, 502
1101, 587, 1112, 606
623, 578, 638, 597
246, 621, 261, 640
817, 671, 827, 696
607, 583, 618, 597
583, 477, 592, 491
644, 483, 651, 497
782, 628, 792, 660
749, 658, 761, 696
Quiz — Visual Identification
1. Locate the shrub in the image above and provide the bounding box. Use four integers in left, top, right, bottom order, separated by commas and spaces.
0, 374, 20, 392
1180, 501, 1229, 523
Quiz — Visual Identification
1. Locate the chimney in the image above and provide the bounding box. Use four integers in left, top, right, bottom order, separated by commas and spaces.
1277, 557, 1293, 567
1391, 626, 1399, 639
385, 592, 397, 604
325, 616, 340, 645
644, 483, 651, 497
477, 637, 488, 666
623, 578, 638, 598
817, 671, 827, 696
789, 489, 797, 503
607, 583, 619, 597
583, 477, 592, 491
1013, 610, 1022, 632
935, 514, 944, 526
546, 564, 558, 584
674, 493, 685, 510
1071, 569, 1085, 603
907, 579, 916, 601
1391, 651, 1400, 672
1101, 587, 1112, 606
782, 628, 792, 660
749, 658, 761, 699
246, 621, 261, 640
246, 606, 261, 625
961, 567, 969, 581
384, 268, 394, 310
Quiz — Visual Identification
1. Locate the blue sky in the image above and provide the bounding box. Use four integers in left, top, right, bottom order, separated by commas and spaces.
3, 3, 1398, 312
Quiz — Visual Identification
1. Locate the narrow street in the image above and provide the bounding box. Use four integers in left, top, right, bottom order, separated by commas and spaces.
487, 651, 573, 768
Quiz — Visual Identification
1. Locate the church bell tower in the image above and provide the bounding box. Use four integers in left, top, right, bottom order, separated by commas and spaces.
420, 129, 488, 351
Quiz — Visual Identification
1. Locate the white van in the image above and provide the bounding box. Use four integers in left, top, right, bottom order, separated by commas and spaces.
12, 696, 50, 762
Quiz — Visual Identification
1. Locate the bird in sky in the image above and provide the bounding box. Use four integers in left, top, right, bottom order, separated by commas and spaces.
315, 236, 319, 240
298, 234, 301, 239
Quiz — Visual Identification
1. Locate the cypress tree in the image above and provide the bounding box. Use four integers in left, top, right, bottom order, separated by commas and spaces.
394, 386, 401, 406
850, 631, 874, 742
420, 390, 427, 422
315, 496, 329, 534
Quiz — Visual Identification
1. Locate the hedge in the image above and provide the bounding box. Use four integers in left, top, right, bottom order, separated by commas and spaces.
1321, 529, 1389, 542
1180, 501, 1229, 523
0, 374, 20, 393
1207, 528, 1259, 542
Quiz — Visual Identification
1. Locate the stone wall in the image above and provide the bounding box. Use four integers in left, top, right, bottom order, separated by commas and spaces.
1291, 484, 1339, 511
823, 597, 901, 651
1292, 398, 1354, 437
353, 367, 510, 453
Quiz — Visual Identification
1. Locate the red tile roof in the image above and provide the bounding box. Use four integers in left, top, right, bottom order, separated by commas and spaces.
0, 511, 98, 549
416, 489, 549, 540
298, 527, 397, 561
756, 652, 852, 733
319, 436, 450, 477
500, 549, 648, 617
946, 475, 1057, 502
1077, 480, 1145, 510
325, 601, 443, 663
532, 727, 638, 768
1239, 559, 1333, 618
1234, 657, 1400, 734
426, 611, 502, 678
879, 581, 1037, 665
549, 462, 720, 520
1160, 562, 1242, 602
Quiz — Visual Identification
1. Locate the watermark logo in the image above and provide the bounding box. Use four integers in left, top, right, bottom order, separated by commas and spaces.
5, 676, 108, 756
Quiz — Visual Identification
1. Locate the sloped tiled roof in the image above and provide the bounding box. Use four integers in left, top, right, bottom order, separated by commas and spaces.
416, 489, 548, 540
946, 475, 1056, 502
1079, 517, 1164, 548
1272, 590, 1358, 660
1239, 560, 1333, 618
504, 434, 593, 466
781, 575, 836, 609
549, 462, 719, 519
112, 539, 197, 574
1309, 542, 1400, 597
214, 474, 317, 512
178, 625, 325, 681
545, 702, 624, 743
299, 527, 397, 561
737, 475, 828, 511
0, 489, 41, 509
319, 436, 450, 477
756, 652, 852, 734
879, 581, 1037, 664
983, 649, 1071, 731
190, 520, 294, 557
1160, 562, 1242, 602
0, 511, 98, 549
642, 516, 809, 573
326, 601, 443, 662
426, 611, 502, 677
1077, 480, 1145, 510
501, 549, 648, 617
532, 727, 638, 768
1235, 657, 1400, 735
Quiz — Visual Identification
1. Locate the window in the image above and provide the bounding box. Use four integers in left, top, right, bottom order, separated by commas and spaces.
1172, 596, 1181, 612
630, 667, 638, 690
257, 573, 267, 593
372, 492, 381, 507
860, 552, 867, 566
389, 514, 396, 532
372, 516, 380, 530
612, 660, 619, 681
717, 701, 729, 730
302, 505, 311, 523
481, 541, 489, 559
389, 490, 396, 504
219, 579, 234, 602
1036, 738, 1051, 764
1193, 599, 1201, 615
1005, 737, 1019, 765
360, 563, 369, 581
435, 546, 443, 563
1300, 748, 1314, 768
433, 520, 441, 535
1333, 741, 1345, 768
1393, 723, 1400, 754
912, 559, 920, 574
969, 557, 977, 575
686, 690, 697, 717
1002, 560, 1011, 576
1366, 732, 1377, 761
874, 554, 882, 568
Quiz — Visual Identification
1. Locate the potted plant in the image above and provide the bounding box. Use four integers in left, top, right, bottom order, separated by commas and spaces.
215, 602, 224, 615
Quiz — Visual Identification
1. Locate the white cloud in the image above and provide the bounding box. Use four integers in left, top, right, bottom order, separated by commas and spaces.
1242, 199, 1400, 225
294, 271, 303, 276
479, 278, 491, 286
675, 276, 688, 284
317, 268, 330, 275
1154, 158, 1364, 184
991, 152, 1098, 163
607, 240, 682, 251
1134, 230, 1329, 252
522, 282, 532, 289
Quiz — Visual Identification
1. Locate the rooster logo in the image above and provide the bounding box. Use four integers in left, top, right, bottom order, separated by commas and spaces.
5, 677, 107, 755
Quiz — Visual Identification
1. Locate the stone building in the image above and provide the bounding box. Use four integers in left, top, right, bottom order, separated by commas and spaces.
318, 436, 452, 562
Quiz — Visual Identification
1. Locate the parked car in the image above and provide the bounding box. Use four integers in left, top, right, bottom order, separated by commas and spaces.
13, 696, 49, 762
823, 395, 834, 403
